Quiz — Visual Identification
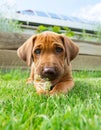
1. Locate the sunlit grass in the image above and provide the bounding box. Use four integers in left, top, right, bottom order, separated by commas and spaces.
0, 69, 101, 130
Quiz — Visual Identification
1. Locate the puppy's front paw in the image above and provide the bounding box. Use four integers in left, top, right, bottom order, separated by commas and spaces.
26, 78, 34, 84
37, 89, 49, 95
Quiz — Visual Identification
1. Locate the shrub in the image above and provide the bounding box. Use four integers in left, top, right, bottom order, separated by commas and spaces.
0, 14, 22, 33
0, 1, 22, 33
36, 25, 74, 37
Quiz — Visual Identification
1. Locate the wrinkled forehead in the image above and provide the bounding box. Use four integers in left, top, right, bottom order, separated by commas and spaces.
35, 32, 62, 44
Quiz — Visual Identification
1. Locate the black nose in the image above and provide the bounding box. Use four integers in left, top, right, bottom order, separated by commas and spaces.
42, 67, 57, 80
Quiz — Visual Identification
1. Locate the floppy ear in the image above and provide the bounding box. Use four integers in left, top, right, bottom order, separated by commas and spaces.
60, 35, 79, 65
17, 35, 36, 66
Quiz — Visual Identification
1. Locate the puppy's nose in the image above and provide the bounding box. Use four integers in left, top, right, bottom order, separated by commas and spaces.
43, 67, 55, 76
42, 67, 57, 80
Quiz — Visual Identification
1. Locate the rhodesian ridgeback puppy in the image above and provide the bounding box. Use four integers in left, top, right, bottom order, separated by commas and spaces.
17, 31, 79, 95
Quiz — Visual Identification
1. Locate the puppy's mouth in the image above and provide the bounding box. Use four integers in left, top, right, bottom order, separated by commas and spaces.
41, 67, 59, 81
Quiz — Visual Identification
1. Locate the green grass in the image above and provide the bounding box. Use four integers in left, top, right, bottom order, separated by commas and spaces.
0, 69, 101, 130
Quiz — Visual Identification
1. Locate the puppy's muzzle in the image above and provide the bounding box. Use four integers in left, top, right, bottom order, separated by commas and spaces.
41, 67, 58, 81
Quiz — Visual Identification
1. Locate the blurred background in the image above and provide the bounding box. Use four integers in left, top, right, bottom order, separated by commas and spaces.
0, 0, 101, 70
0, 0, 101, 36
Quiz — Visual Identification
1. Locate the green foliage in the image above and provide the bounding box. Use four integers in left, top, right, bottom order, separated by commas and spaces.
0, 69, 101, 130
63, 27, 74, 37
0, 15, 22, 33
80, 30, 91, 41
0, 0, 22, 33
75, 25, 101, 43
0, 2, 22, 33
95, 24, 101, 42
78, 29, 101, 43
36, 25, 74, 37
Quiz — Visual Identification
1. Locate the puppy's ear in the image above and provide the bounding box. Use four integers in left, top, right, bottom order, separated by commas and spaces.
60, 35, 79, 65
17, 35, 36, 66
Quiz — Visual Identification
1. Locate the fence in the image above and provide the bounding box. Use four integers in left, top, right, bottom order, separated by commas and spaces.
0, 32, 101, 70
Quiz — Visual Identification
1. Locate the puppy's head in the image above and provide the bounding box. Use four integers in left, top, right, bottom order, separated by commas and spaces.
17, 31, 79, 83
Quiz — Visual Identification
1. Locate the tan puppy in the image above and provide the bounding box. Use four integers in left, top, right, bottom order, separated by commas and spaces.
17, 31, 79, 95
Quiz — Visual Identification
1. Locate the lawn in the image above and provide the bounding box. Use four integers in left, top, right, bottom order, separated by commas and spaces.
0, 69, 101, 130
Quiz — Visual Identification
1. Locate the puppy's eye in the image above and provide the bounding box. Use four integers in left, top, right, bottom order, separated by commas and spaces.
34, 49, 41, 55
55, 47, 63, 53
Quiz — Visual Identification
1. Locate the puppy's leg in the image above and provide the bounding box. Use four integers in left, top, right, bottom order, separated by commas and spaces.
49, 80, 74, 95
26, 63, 34, 84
